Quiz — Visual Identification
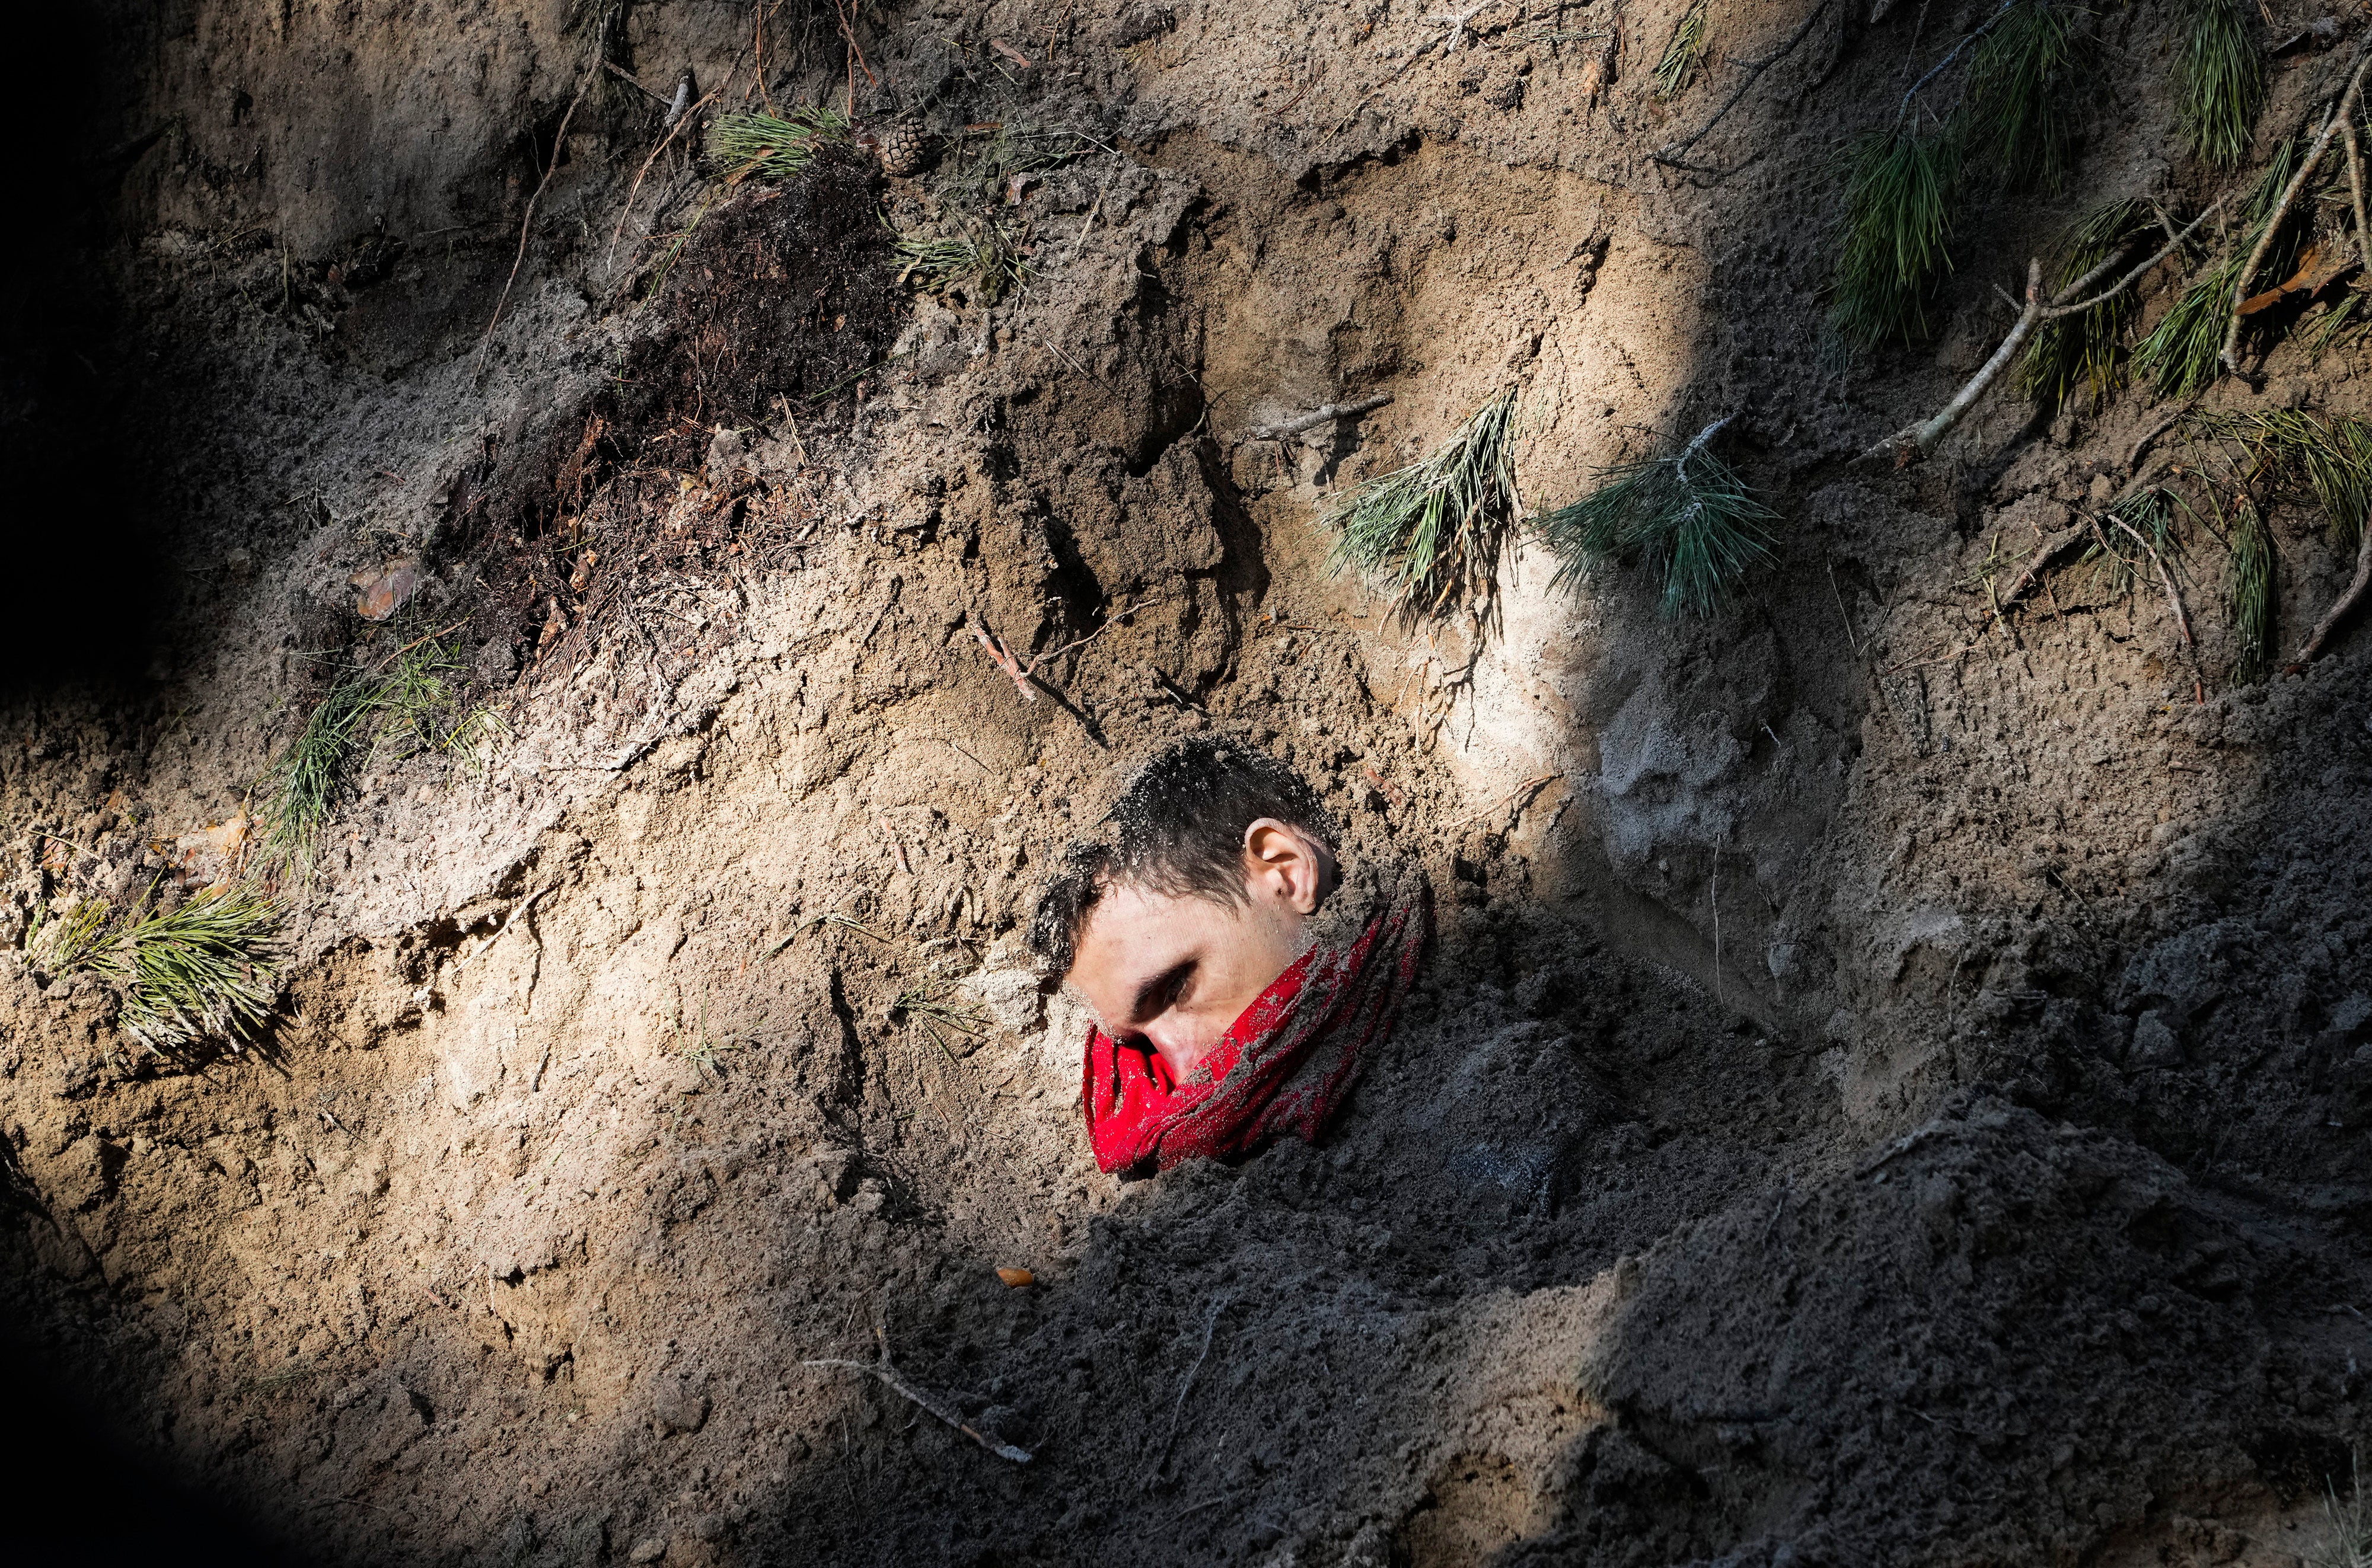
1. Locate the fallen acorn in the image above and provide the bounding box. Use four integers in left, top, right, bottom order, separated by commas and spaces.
996, 1266, 1034, 1288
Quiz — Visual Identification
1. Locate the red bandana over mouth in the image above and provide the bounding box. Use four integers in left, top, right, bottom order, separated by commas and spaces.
1080, 882, 1430, 1174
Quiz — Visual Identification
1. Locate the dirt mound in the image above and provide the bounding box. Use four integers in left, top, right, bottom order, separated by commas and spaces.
6, 1, 2372, 1565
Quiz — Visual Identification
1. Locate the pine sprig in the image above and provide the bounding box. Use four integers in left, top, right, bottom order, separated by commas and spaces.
1321, 389, 1522, 624
1533, 416, 1775, 618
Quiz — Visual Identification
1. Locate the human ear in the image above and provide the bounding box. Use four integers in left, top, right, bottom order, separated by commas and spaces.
1243, 819, 1328, 915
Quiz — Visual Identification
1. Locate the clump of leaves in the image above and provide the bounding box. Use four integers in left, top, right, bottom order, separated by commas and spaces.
707, 106, 853, 182
2133, 139, 2304, 397
256, 632, 508, 876
2176, 0, 2263, 169
1831, 127, 1960, 345
1321, 388, 1522, 625
1962, 0, 2083, 191
2017, 199, 2157, 405
1655, 0, 1710, 99
28, 882, 284, 1052
1532, 416, 1775, 618
894, 218, 1032, 305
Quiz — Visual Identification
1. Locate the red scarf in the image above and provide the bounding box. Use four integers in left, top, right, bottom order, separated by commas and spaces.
1080, 883, 1430, 1174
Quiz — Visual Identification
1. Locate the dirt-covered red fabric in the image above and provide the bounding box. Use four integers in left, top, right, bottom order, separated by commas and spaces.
1080, 881, 1430, 1173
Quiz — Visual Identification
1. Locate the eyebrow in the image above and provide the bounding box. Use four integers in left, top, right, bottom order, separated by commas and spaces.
1127, 959, 1195, 1024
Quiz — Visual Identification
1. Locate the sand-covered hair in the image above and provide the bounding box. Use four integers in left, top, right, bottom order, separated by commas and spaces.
1026, 736, 1336, 976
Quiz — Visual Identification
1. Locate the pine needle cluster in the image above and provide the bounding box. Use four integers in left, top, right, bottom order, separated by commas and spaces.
2193, 410, 2372, 553
2017, 199, 2157, 405
2176, 0, 2264, 169
1656, 0, 1710, 100
1963, 0, 2083, 191
2133, 139, 2304, 397
1322, 389, 1522, 625
706, 106, 854, 182
2226, 499, 2275, 684
1831, 0, 2100, 344
1533, 417, 1775, 618
28, 882, 285, 1052
894, 219, 1032, 305
1832, 128, 1962, 344
257, 633, 508, 876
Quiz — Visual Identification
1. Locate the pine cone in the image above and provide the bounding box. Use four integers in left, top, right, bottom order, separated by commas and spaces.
875, 123, 934, 177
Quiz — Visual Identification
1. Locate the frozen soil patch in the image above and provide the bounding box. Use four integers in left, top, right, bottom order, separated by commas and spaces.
7, 2, 2372, 1565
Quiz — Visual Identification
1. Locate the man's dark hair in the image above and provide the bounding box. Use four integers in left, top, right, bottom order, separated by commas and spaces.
1028, 737, 1335, 976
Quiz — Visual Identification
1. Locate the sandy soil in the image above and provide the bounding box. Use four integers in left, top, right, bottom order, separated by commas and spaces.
6, 1, 2372, 1564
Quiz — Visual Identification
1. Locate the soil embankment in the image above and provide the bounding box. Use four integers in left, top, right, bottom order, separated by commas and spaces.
6, 2, 2372, 1564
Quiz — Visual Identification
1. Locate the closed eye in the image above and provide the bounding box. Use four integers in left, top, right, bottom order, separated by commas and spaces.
1131, 960, 1195, 1024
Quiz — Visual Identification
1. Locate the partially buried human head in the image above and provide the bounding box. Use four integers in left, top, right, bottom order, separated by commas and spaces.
1029, 737, 1337, 1079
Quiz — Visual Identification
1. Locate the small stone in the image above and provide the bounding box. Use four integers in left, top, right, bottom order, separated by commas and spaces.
2132, 1010, 2183, 1068
652, 1377, 709, 1434
691, 1514, 728, 1543
850, 1177, 890, 1215
629, 1538, 666, 1564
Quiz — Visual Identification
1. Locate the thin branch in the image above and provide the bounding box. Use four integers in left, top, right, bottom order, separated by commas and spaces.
802, 1357, 1033, 1463
1654, 0, 1830, 166
1861, 197, 2226, 465
474, 76, 592, 381
2289, 513, 2372, 669
1245, 393, 1394, 442
1021, 598, 1163, 679
608, 88, 722, 263
1895, 0, 2013, 128
1144, 1296, 1229, 1486
2111, 515, 2201, 689
1446, 773, 1563, 830
2346, 115, 2370, 270
2220, 39, 2372, 375
968, 617, 1037, 702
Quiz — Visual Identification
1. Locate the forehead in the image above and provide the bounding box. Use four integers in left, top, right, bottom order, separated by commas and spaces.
1073, 882, 1236, 981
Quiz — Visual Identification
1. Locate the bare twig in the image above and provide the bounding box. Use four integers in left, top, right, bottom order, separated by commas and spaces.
802, 1352, 1033, 1463
2220, 39, 2372, 375
1244, 393, 1394, 442
1145, 1296, 1229, 1486
1862, 199, 2227, 465
609, 89, 722, 263
2345, 115, 2370, 270
2126, 404, 2191, 471
475, 76, 591, 380
1447, 772, 1562, 830
1022, 598, 1162, 679
2112, 513, 2207, 702
969, 617, 1038, 702
2289, 516, 2372, 669
1895, 0, 2013, 127
1654, 0, 1831, 167
604, 60, 674, 104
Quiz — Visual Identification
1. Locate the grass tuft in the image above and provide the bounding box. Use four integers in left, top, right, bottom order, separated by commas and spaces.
1655, 0, 1710, 100
257, 632, 508, 876
28, 882, 284, 1052
1962, 0, 2084, 191
2018, 199, 2156, 405
2176, 0, 2263, 170
891, 982, 990, 1064
1532, 417, 1775, 618
1321, 389, 1522, 625
1831, 128, 1960, 345
706, 106, 854, 182
2316, 1453, 2372, 1568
